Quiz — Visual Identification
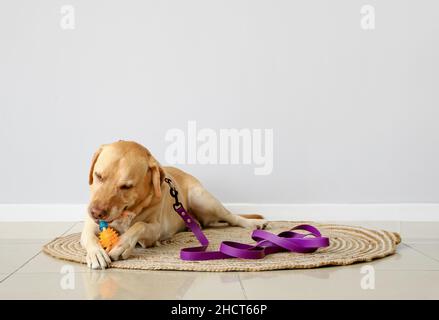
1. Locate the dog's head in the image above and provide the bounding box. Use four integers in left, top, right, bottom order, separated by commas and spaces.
87, 141, 164, 223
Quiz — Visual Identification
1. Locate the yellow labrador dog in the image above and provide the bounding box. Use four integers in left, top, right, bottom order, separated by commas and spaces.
81, 141, 268, 269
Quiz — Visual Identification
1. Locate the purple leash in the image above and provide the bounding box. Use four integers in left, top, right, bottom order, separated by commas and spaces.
164, 178, 330, 261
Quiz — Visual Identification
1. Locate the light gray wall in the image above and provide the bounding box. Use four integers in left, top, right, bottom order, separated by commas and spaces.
1, 0, 438, 204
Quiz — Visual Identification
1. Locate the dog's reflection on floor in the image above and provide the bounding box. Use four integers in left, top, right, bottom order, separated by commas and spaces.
80, 267, 339, 299
81, 270, 199, 299
81, 263, 352, 298
81, 269, 247, 299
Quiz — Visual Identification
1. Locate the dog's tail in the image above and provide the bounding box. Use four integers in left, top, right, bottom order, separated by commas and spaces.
238, 214, 265, 220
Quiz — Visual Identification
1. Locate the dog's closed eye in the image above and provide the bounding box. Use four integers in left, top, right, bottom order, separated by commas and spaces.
94, 172, 104, 182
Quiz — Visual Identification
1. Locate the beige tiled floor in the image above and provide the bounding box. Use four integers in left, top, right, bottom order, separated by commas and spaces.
0, 221, 438, 299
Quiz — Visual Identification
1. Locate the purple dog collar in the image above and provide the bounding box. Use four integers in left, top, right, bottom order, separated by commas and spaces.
164, 178, 330, 261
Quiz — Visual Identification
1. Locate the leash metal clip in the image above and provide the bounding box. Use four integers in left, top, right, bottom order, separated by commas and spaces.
164, 177, 182, 210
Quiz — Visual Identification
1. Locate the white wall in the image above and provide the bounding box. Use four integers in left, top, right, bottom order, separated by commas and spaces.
0, 1, 438, 210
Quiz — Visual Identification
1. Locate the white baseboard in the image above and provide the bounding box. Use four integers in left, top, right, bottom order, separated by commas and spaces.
227, 203, 439, 221
0, 203, 438, 222
0, 204, 87, 221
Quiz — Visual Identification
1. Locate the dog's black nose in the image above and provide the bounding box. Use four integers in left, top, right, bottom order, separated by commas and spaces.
90, 207, 108, 220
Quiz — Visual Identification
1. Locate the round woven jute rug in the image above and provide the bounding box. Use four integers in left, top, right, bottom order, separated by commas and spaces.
43, 221, 401, 272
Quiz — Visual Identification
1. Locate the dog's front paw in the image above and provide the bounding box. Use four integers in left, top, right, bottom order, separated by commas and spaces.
108, 236, 134, 261
86, 247, 111, 270
244, 219, 269, 230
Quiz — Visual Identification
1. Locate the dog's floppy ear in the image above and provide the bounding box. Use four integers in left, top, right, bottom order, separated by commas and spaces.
88, 146, 103, 185
148, 157, 165, 198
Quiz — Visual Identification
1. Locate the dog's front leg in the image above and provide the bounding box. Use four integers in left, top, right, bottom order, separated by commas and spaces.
108, 221, 161, 261
81, 216, 112, 269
